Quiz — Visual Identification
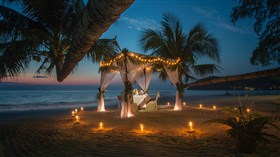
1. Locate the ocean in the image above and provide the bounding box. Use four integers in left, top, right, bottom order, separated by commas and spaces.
0, 89, 279, 112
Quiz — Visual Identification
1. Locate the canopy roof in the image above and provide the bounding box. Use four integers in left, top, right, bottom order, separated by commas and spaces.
99, 52, 180, 68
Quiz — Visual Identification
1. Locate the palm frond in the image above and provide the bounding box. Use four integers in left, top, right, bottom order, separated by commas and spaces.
191, 64, 221, 77
86, 38, 120, 63
0, 40, 32, 79
139, 29, 166, 53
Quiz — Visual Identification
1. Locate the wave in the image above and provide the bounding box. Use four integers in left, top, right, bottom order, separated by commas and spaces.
0, 100, 117, 112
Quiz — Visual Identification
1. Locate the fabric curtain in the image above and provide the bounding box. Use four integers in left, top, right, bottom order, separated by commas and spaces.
164, 66, 182, 110
97, 71, 117, 112
136, 66, 153, 93
117, 54, 147, 118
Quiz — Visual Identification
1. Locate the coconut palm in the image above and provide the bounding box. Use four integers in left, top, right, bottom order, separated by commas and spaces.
140, 13, 220, 109
0, 0, 133, 81
0, 0, 124, 80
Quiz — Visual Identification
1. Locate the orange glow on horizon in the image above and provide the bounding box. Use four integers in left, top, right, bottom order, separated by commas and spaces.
1, 73, 123, 85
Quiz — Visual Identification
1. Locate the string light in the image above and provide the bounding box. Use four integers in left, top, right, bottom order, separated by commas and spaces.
100, 52, 181, 67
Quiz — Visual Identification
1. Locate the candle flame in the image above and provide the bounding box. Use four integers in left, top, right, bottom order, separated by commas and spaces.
140, 123, 144, 132
189, 121, 193, 131
99, 122, 103, 129
75, 115, 80, 123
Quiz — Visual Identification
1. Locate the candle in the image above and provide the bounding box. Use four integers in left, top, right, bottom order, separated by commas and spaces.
140, 123, 144, 133
71, 111, 75, 116
213, 105, 216, 110
189, 121, 193, 131
99, 122, 103, 129
81, 107, 84, 111
75, 115, 80, 123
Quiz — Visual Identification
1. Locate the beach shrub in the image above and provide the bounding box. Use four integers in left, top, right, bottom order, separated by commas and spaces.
205, 107, 280, 153
274, 97, 280, 105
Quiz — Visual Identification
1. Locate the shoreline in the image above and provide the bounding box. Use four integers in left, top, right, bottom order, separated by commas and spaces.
1, 95, 279, 122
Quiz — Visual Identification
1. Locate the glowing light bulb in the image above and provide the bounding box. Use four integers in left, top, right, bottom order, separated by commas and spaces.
183, 102, 186, 106
75, 108, 78, 113
99, 122, 103, 129
140, 123, 144, 133
71, 111, 75, 116
199, 104, 202, 108
246, 108, 250, 113
80, 107, 84, 111
189, 121, 193, 131
167, 102, 170, 106
213, 105, 216, 110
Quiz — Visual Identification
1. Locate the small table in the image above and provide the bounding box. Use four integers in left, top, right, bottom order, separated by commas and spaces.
133, 94, 148, 106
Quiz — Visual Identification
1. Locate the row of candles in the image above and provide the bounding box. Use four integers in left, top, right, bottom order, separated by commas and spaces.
71, 107, 84, 123
166, 102, 251, 112
166, 102, 217, 110
87, 122, 193, 133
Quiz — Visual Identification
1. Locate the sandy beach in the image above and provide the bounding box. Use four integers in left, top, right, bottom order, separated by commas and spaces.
1, 95, 280, 157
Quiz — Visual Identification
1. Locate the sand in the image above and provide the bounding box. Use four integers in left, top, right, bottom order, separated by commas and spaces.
0, 95, 280, 157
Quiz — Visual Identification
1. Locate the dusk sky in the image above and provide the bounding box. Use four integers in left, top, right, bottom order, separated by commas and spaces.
2, 0, 278, 86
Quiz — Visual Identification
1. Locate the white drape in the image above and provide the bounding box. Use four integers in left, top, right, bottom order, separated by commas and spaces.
136, 66, 153, 92
97, 71, 117, 112
118, 56, 145, 118
164, 66, 182, 110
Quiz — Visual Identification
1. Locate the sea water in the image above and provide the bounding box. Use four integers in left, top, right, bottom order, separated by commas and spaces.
0, 89, 279, 112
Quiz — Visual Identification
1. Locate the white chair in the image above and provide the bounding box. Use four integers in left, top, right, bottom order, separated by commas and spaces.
142, 92, 160, 112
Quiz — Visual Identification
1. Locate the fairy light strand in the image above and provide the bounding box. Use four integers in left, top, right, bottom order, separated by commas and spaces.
100, 52, 180, 67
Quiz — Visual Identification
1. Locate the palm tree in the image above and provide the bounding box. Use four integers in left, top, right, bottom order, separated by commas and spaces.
0, 0, 126, 80
140, 13, 220, 110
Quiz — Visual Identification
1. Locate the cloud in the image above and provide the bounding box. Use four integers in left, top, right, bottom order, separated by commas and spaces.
119, 16, 160, 31
191, 6, 250, 34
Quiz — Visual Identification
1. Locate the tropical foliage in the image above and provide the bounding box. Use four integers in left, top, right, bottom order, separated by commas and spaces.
139, 13, 220, 93
206, 106, 280, 153
0, 0, 130, 81
231, 0, 280, 66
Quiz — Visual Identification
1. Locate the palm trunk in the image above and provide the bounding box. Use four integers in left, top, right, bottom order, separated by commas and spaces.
184, 68, 280, 88
57, 0, 134, 82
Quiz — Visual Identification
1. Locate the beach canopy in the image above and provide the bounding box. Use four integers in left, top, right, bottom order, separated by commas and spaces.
98, 51, 181, 118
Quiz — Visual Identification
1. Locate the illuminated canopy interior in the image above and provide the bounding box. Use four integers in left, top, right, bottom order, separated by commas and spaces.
97, 51, 182, 118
